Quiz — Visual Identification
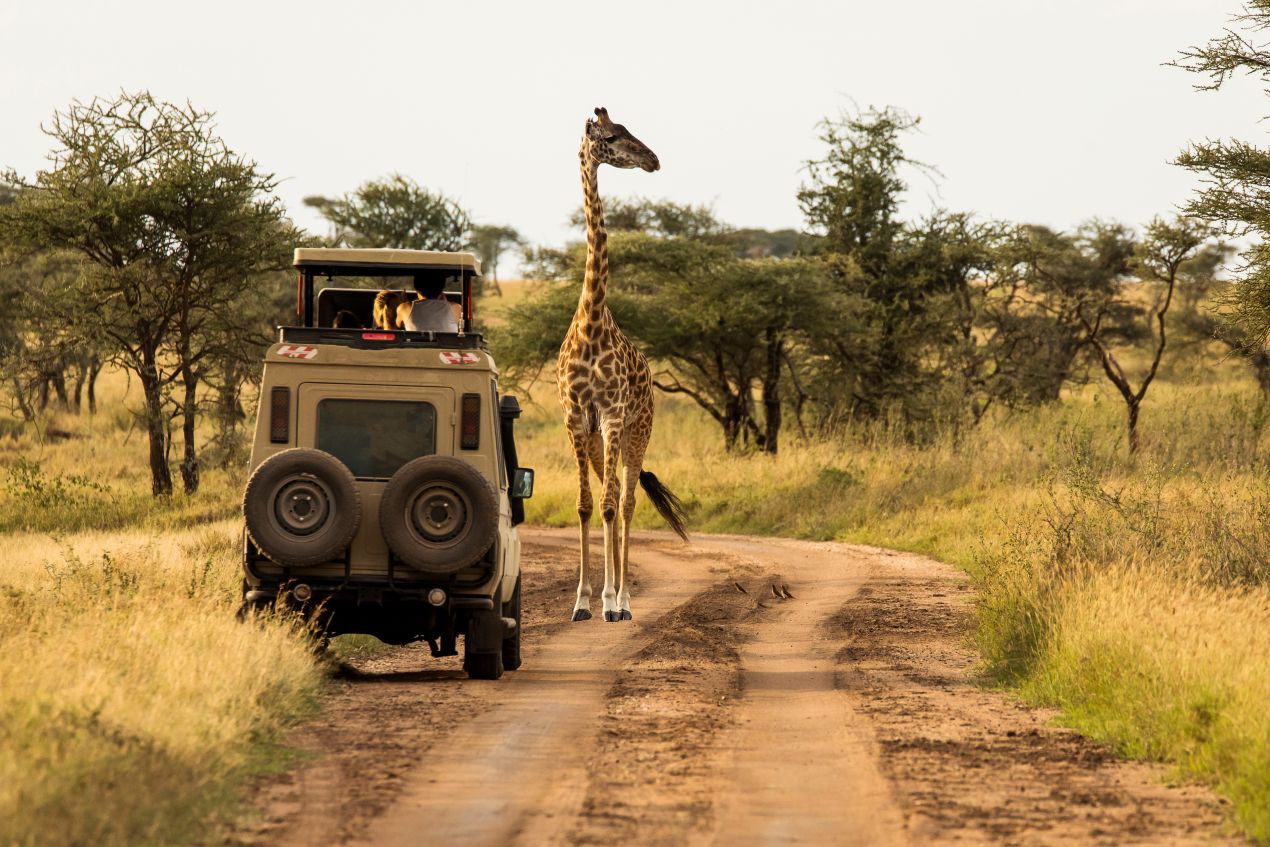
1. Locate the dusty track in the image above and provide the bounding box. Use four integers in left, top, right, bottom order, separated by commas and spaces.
228, 530, 1242, 846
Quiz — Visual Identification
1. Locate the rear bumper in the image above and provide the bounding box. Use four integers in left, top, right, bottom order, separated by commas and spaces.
244, 586, 494, 611
241, 581, 500, 645
243, 531, 501, 599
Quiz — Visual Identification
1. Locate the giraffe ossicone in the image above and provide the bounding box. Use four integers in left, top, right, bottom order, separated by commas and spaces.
556, 106, 686, 624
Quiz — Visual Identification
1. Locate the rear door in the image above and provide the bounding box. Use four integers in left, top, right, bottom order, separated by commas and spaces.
298, 383, 455, 568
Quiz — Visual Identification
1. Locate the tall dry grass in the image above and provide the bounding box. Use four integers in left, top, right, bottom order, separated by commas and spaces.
0, 524, 323, 846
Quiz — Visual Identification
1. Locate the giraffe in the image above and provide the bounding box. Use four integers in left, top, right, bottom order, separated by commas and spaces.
557, 106, 688, 623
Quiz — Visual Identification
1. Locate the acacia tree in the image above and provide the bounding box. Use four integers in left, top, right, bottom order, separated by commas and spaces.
1175, 2, 1270, 346
798, 107, 918, 278
305, 174, 470, 251
0, 187, 101, 419
1080, 217, 1210, 453
568, 196, 729, 241
496, 221, 843, 453
1, 91, 295, 495
610, 235, 840, 453
0, 250, 105, 419
188, 273, 291, 470
467, 224, 522, 296
797, 107, 971, 424
990, 222, 1141, 405
1171, 241, 1270, 394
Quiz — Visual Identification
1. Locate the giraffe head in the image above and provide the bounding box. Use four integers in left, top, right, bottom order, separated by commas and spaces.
584, 107, 660, 172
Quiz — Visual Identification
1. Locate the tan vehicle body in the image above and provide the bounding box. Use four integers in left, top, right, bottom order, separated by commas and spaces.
246, 344, 520, 601
240, 248, 528, 679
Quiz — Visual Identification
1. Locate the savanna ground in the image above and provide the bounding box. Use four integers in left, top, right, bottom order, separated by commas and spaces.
0, 282, 1267, 844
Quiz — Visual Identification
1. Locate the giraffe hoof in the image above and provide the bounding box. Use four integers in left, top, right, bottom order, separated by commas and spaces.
572, 609, 592, 622
619, 610, 632, 621
604, 610, 621, 622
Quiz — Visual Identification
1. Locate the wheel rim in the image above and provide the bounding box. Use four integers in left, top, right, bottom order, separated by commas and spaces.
407, 483, 471, 545
269, 473, 333, 537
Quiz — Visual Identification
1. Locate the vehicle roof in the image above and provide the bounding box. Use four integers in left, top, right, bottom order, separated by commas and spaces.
293, 248, 481, 275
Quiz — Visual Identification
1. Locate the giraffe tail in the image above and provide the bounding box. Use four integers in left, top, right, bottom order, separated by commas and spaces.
639, 470, 689, 540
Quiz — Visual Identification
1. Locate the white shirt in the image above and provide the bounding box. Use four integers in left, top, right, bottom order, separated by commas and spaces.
403, 298, 458, 333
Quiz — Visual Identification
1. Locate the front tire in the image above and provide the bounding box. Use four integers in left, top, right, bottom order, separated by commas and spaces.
503, 575, 522, 671
465, 645, 504, 680
464, 608, 505, 680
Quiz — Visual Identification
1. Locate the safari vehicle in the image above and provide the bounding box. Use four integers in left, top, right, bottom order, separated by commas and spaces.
239, 248, 534, 680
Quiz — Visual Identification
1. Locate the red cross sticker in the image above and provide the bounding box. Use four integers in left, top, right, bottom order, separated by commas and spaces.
439, 351, 480, 365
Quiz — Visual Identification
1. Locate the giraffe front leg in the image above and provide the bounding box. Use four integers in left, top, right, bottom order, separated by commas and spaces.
602, 515, 619, 622
616, 464, 640, 621
599, 424, 623, 622
569, 431, 594, 622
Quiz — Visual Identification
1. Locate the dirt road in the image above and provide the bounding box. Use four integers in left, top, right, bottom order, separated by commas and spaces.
229, 530, 1241, 846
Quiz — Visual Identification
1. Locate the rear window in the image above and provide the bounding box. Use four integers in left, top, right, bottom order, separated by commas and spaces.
316, 399, 437, 478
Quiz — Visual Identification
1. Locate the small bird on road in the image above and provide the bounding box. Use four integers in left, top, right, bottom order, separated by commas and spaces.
770, 584, 783, 600
733, 581, 748, 595
781, 583, 795, 600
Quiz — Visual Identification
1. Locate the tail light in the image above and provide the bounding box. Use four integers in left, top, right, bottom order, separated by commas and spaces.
460, 393, 480, 450
270, 387, 290, 443
362, 331, 395, 341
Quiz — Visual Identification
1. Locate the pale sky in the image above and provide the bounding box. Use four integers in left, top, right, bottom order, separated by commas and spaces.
2, 1, 1265, 269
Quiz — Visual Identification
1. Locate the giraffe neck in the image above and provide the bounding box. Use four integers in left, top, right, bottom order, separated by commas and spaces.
575, 149, 609, 334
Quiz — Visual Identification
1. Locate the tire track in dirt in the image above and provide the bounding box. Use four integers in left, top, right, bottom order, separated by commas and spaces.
565, 553, 767, 845
556, 534, 1242, 846
350, 532, 719, 847
697, 536, 909, 847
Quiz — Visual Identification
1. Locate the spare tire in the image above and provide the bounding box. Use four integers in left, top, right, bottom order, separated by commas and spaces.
380, 456, 498, 573
243, 448, 361, 567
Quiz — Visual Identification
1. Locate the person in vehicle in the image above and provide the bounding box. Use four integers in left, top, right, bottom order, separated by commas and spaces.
399, 275, 458, 333
373, 290, 414, 329
332, 309, 362, 329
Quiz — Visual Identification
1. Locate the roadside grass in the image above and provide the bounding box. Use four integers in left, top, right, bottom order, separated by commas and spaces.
1030, 568, 1270, 839
0, 369, 243, 535
516, 372, 1270, 841
0, 371, 322, 846
0, 522, 323, 847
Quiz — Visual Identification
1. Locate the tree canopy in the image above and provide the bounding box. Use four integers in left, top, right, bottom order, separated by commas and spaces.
305, 174, 470, 251
0, 91, 296, 494
1175, 2, 1270, 347
467, 224, 523, 295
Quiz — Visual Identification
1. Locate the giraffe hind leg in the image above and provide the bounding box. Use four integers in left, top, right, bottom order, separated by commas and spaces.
616, 463, 638, 621
617, 419, 650, 621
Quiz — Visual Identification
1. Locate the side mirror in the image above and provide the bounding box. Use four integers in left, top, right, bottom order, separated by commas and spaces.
511, 467, 535, 499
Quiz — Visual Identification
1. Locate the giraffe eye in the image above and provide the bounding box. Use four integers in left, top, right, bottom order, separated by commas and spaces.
603, 135, 617, 143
